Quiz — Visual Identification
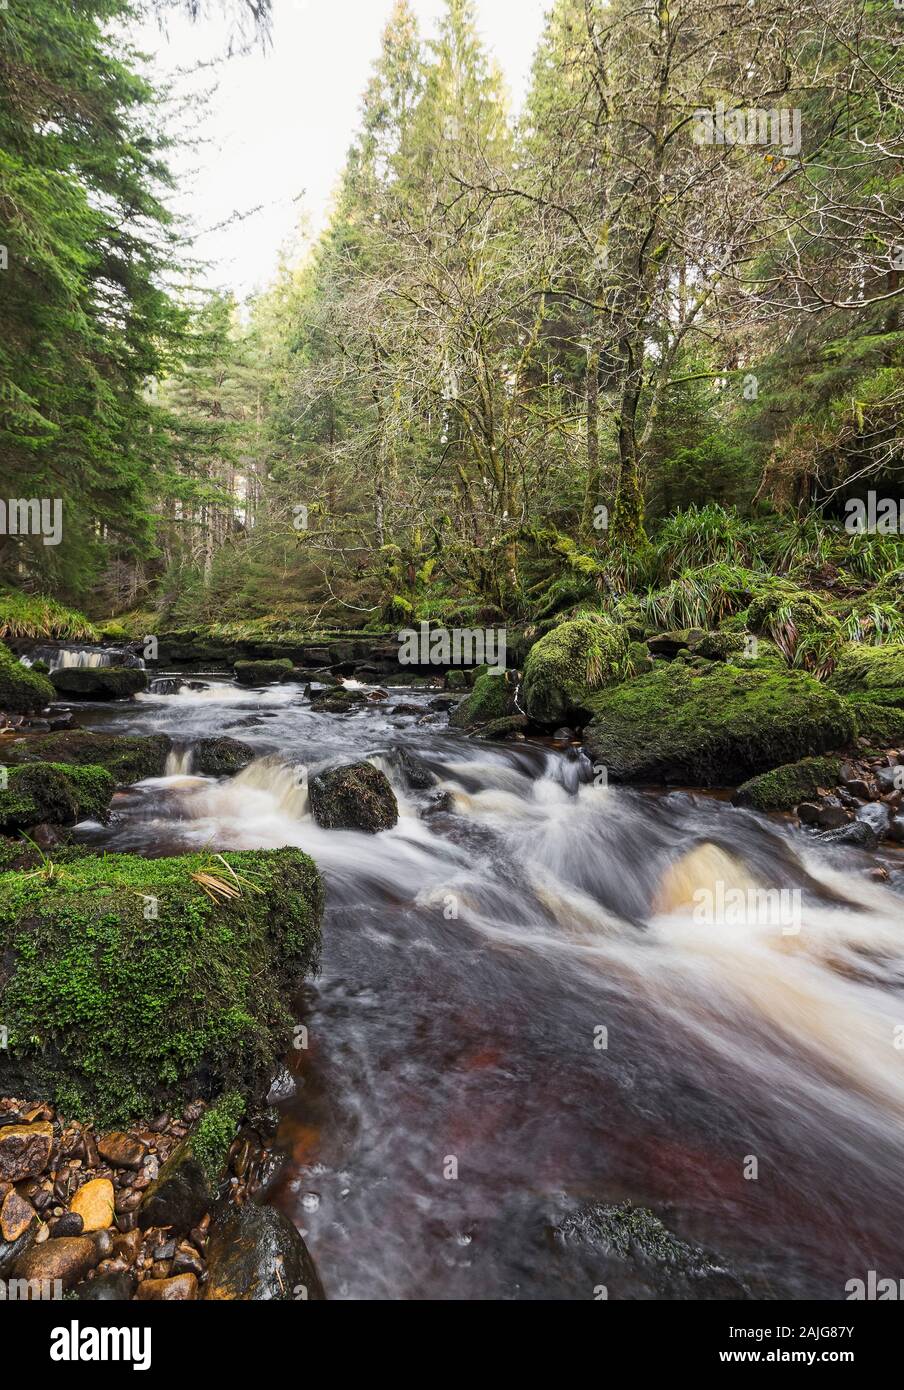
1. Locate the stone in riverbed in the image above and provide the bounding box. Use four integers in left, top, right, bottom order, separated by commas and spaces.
193, 736, 255, 777
97, 1132, 146, 1169
135, 1272, 197, 1300
0, 1122, 53, 1182
0, 1219, 39, 1278
309, 761, 398, 833
1, 729, 171, 783
0, 1187, 36, 1242
14, 1235, 99, 1291
233, 658, 294, 686
75, 1270, 137, 1300
70, 1178, 115, 1232
733, 756, 841, 813
856, 801, 892, 840
818, 819, 880, 851
49, 666, 148, 700
50, 1211, 84, 1238
203, 1201, 325, 1300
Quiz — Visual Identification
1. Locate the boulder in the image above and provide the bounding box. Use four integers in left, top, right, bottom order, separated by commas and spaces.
522, 618, 629, 726
193, 737, 255, 777
49, 667, 148, 700
818, 819, 880, 851
0, 642, 55, 714
856, 801, 892, 840
0, 762, 114, 833
584, 661, 855, 786
828, 644, 904, 708
135, 1272, 197, 1300
204, 1201, 325, 1301
13, 1235, 99, 1291
309, 761, 398, 833
139, 1093, 245, 1234
449, 670, 514, 730
233, 659, 294, 686
0, 848, 322, 1124
1, 730, 171, 783
734, 756, 841, 813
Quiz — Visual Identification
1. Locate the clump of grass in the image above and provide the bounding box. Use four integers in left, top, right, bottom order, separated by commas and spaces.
0, 590, 98, 641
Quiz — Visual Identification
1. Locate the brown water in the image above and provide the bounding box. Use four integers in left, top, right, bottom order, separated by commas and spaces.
74, 676, 904, 1300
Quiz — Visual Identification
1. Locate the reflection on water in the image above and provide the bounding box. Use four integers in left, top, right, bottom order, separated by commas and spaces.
77, 676, 904, 1299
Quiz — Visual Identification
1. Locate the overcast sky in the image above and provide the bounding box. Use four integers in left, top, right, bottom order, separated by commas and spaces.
132, 0, 549, 301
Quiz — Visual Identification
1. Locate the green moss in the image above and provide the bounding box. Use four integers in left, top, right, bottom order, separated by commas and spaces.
694, 630, 747, 662
734, 756, 841, 812
0, 762, 115, 832
233, 658, 294, 685
0, 642, 55, 714
449, 670, 514, 728
1, 731, 171, 784
827, 643, 904, 707
845, 698, 904, 746
49, 667, 148, 700
746, 583, 844, 675
584, 661, 855, 786
191, 1091, 246, 1188
0, 846, 323, 1124
522, 617, 630, 725
444, 668, 471, 691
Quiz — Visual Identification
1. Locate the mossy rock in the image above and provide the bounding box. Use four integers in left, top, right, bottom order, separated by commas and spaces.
193, 738, 255, 777
694, 630, 748, 662
746, 584, 844, 673
1, 731, 171, 784
845, 698, 904, 747
449, 669, 514, 729
444, 668, 471, 691
827, 644, 904, 708
0, 643, 55, 714
0, 846, 323, 1123
308, 761, 398, 833
49, 667, 148, 700
584, 661, 855, 786
0, 763, 115, 833
233, 658, 294, 686
733, 756, 842, 812
522, 618, 629, 726
138, 1092, 246, 1233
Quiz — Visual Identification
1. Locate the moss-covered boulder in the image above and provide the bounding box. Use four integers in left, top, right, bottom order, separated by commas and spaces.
449, 669, 515, 729
0, 846, 323, 1123
309, 761, 398, 833
584, 661, 855, 786
827, 644, 904, 708
1, 731, 171, 784
0, 643, 55, 714
522, 617, 629, 726
233, 658, 294, 686
0, 763, 115, 833
745, 584, 843, 674
49, 667, 148, 700
193, 737, 255, 777
845, 698, 904, 747
733, 756, 841, 813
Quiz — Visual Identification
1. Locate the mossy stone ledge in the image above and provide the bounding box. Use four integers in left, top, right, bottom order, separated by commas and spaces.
1, 730, 172, 784
0, 846, 323, 1124
233, 658, 294, 685
49, 666, 148, 700
584, 661, 855, 786
0, 642, 55, 714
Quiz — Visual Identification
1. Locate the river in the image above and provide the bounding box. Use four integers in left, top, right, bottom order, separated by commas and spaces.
71, 674, 904, 1300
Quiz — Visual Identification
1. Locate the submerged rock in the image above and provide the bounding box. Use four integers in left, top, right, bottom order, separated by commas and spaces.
550, 1201, 749, 1300
309, 761, 398, 833
204, 1201, 325, 1300
584, 661, 854, 786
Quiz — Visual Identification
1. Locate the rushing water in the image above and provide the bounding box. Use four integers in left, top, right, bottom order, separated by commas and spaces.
70, 675, 904, 1300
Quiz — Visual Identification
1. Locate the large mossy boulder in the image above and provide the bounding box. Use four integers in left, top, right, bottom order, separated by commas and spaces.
0, 847, 323, 1123
49, 666, 148, 700
309, 760, 398, 833
827, 643, 904, 708
0, 643, 55, 714
733, 756, 841, 813
0, 762, 115, 832
584, 661, 855, 786
193, 737, 255, 777
234, 658, 294, 686
449, 669, 515, 729
1, 730, 171, 784
522, 617, 629, 726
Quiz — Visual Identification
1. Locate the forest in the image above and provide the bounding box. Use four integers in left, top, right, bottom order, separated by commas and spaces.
1, 0, 904, 1318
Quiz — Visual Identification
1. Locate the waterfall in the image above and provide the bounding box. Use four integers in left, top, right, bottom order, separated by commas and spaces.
20, 644, 145, 673
164, 746, 194, 776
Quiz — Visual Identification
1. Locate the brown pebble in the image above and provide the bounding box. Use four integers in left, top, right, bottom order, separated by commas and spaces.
1, 1188, 36, 1242
0, 1122, 54, 1183
13, 1235, 98, 1290
135, 1272, 197, 1300
98, 1132, 146, 1170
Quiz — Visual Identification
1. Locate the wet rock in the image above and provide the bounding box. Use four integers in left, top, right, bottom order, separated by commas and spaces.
550, 1201, 749, 1300
98, 1132, 145, 1169
734, 756, 841, 813
51, 1211, 84, 1238
135, 1272, 198, 1300
390, 702, 422, 716
0, 1220, 39, 1279
856, 801, 892, 840
171, 1241, 204, 1279
49, 667, 148, 700
234, 658, 293, 686
193, 737, 255, 777
473, 714, 530, 741
887, 816, 904, 844
266, 1068, 297, 1106
204, 1201, 325, 1301
137, 1141, 211, 1236
14, 1235, 99, 1290
0, 1122, 53, 1182
70, 1178, 115, 1232
421, 790, 454, 816
0, 1188, 36, 1242
74, 1271, 137, 1300
818, 819, 880, 851
796, 798, 849, 830
309, 761, 398, 833
876, 765, 903, 794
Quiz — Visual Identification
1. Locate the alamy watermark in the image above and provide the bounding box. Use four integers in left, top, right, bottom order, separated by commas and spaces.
0, 498, 62, 546
693, 882, 802, 936
398, 622, 506, 669
845, 491, 904, 535
692, 101, 801, 157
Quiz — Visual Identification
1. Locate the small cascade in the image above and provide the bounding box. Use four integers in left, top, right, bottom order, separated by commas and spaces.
21, 644, 145, 673
227, 755, 309, 819
164, 745, 194, 776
